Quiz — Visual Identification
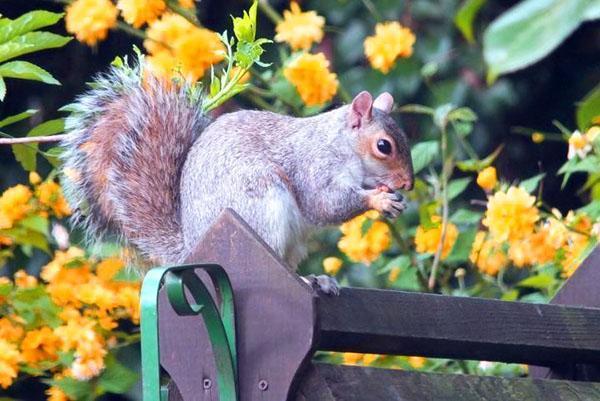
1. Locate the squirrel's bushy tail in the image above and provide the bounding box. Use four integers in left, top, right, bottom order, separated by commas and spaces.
61, 62, 211, 265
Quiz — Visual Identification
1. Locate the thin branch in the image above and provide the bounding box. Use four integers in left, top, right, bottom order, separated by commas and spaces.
258, 0, 282, 24
0, 134, 68, 145
428, 126, 450, 290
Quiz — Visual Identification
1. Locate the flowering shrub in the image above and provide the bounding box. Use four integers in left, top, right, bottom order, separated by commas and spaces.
1, 0, 599, 398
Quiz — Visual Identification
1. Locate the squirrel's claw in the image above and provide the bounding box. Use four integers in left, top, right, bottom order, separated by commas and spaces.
366, 190, 407, 218
302, 274, 341, 296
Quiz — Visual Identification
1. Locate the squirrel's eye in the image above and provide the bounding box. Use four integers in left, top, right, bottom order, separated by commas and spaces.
377, 139, 392, 155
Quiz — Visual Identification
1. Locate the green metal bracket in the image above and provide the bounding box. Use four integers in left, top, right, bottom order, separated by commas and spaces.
140, 264, 237, 401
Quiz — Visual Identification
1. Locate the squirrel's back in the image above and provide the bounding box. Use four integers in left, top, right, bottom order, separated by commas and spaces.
61, 63, 211, 265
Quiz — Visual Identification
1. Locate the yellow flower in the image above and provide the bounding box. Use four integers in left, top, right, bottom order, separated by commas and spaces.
41, 247, 87, 284
115, 286, 141, 324
362, 354, 378, 365
586, 126, 600, 143
531, 132, 545, 143
476, 167, 497, 191
469, 231, 508, 276
173, 28, 225, 81
342, 352, 363, 365
508, 230, 555, 268
65, 0, 118, 46
96, 257, 125, 281
414, 216, 458, 259
388, 266, 400, 283
37, 180, 71, 218
21, 327, 60, 365
0, 318, 24, 343
408, 356, 426, 369
179, 0, 195, 8
275, 2, 325, 50
54, 318, 107, 380
561, 234, 590, 278
117, 0, 166, 28
0, 184, 32, 229
283, 52, 338, 106
322, 257, 343, 275
144, 13, 224, 81
46, 386, 69, 401
338, 210, 391, 264
567, 130, 591, 160
482, 186, 539, 243
364, 21, 415, 74
29, 172, 42, 185
0, 339, 21, 389
14, 269, 38, 288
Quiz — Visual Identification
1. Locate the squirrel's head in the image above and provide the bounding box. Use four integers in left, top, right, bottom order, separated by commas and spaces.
348, 91, 414, 192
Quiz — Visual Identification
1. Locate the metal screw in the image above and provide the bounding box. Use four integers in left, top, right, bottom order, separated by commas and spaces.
258, 380, 268, 391
203, 378, 212, 390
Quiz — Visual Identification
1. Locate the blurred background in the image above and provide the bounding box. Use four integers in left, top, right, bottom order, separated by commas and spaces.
1, 0, 598, 212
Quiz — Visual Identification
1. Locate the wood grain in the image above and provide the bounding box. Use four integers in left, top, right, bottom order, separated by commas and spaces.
295, 362, 600, 401
317, 287, 600, 365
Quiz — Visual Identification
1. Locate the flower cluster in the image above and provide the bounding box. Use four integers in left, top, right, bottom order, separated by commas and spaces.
337, 210, 391, 264
414, 215, 459, 260
0, 250, 140, 398
364, 21, 415, 74
0, 173, 70, 255
283, 52, 339, 106
275, 1, 324, 51
64, 0, 225, 82
144, 13, 224, 81
470, 174, 597, 277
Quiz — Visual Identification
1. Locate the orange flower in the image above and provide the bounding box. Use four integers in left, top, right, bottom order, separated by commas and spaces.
364, 22, 415, 73
65, 0, 118, 46
36, 180, 71, 218
117, 0, 166, 28
21, 327, 60, 365
14, 270, 38, 288
414, 216, 458, 259
275, 2, 325, 50
283, 52, 338, 106
476, 167, 497, 191
338, 210, 391, 264
483, 186, 539, 243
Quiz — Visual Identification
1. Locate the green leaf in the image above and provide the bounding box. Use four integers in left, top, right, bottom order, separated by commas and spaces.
398, 104, 434, 115
3, 227, 49, 253
53, 377, 95, 401
0, 109, 37, 127
411, 140, 439, 174
456, 145, 503, 172
97, 354, 139, 394
28, 118, 64, 136
576, 84, 600, 131
0, 31, 71, 63
12, 143, 37, 171
520, 173, 545, 193
578, 200, 600, 219
361, 218, 374, 236
558, 156, 600, 174
455, 0, 487, 43
0, 11, 64, 44
19, 214, 49, 235
446, 228, 477, 263
483, 0, 590, 82
0, 61, 60, 85
12, 286, 61, 328
447, 177, 472, 200
451, 208, 482, 224
0, 75, 5, 100
43, 146, 64, 167
517, 274, 556, 290
448, 107, 477, 122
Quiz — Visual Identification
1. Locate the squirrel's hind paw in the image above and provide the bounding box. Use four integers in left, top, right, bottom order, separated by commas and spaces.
302, 274, 341, 296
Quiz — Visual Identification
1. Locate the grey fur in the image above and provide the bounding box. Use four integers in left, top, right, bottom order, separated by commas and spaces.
61, 64, 413, 270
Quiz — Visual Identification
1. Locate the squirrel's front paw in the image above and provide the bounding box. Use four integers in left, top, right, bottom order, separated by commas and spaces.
302, 274, 340, 296
366, 190, 406, 218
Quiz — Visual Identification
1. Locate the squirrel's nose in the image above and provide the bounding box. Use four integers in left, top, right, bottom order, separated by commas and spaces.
392, 175, 414, 191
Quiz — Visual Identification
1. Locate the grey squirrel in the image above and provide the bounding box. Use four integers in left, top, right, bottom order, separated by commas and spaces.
60, 62, 414, 284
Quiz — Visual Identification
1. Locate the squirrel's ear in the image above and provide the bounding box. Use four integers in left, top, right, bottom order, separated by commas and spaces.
373, 92, 394, 114
349, 91, 373, 128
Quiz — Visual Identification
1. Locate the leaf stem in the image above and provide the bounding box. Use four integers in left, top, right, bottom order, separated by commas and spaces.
257, 0, 282, 24
0, 133, 68, 145
428, 126, 451, 290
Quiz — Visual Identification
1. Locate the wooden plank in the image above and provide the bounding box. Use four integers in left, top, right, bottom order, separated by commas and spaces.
317, 287, 600, 366
531, 245, 600, 380
159, 209, 317, 401
294, 362, 600, 401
